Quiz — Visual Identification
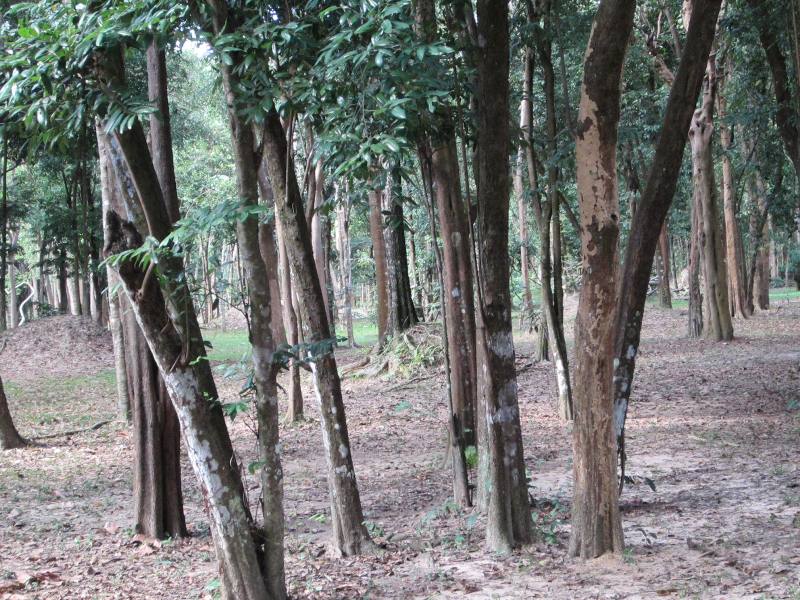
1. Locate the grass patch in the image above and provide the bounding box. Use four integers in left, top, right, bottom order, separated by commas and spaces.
202, 318, 380, 363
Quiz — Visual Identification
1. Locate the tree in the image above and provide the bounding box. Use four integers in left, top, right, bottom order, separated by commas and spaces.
474, 0, 532, 552
0, 373, 26, 450
612, 0, 723, 493
570, 0, 635, 558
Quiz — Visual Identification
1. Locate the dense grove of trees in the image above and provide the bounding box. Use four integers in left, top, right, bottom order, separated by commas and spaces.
1, 0, 798, 596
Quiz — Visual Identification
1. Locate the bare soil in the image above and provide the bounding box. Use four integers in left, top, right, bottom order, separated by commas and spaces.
1, 304, 799, 599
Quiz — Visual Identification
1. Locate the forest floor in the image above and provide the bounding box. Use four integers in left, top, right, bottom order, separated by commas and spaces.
1, 294, 800, 599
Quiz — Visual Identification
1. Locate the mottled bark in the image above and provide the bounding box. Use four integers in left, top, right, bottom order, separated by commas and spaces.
570, 0, 634, 558
211, 5, 287, 593
261, 108, 372, 556
475, 0, 532, 552
688, 53, 733, 342
95, 41, 273, 598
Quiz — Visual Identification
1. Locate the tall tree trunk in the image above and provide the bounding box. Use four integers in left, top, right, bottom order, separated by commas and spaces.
210, 10, 287, 594
415, 0, 477, 509
474, 0, 532, 553
0, 135, 7, 331
718, 67, 749, 318
261, 108, 372, 556
0, 374, 26, 450
569, 0, 634, 558
273, 209, 304, 421
528, 18, 574, 420
611, 0, 721, 492
255, 165, 288, 346
688, 196, 704, 337
8, 232, 18, 328
96, 42, 274, 598
385, 170, 418, 331
749, 173, 771, 310
689, 53, 733, 342
368, 184, 390, 347
310, 160, 333, 328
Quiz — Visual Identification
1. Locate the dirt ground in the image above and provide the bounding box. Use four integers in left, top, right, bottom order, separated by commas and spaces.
1, 303, 799, 599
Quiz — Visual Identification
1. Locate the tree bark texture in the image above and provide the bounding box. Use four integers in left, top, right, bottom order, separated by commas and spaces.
475, 0, 532, 553
570, 0, 635, 558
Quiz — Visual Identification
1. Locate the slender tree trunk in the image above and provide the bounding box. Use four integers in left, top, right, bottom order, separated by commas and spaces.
475, 0, 532, 553
611, 0, 722, 492
718, 68, 749, 317
0, 135, 7, 331
418, 150, 471, 509
8, 232, 18, 328
658, 223, 673, 308
569, 0, 635, 558
335, 186, 356, 347
385, 170, 418, 331
688, 196, 704, 337
0, 374, 26, 450
415, 0, 476, 508
368, 184, 390, 347
749, 173, 771, 310
261, 108, 372, 556
273, 210, 304, 421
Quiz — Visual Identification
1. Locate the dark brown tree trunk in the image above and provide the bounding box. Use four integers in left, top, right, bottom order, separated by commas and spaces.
748, 0, 800, 177
136, 41, 188, 540
95, 43, 273, 599
475, 0, 532, 552
258, 221, 287, 346
0, 374, 26, 450
688, 192, 704, 334
384, 170, 418, 332
569, 0, 635, 558
261, 108, 372, 556
611, 0, 722, 492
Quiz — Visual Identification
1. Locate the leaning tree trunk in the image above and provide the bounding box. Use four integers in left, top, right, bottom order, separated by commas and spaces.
95, 42, 273, 598
0, 374, 26, 450
611, 0, 721, 492
569, 0, 634, 559
261, 108, 372, 556
475, 0, 532, 553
